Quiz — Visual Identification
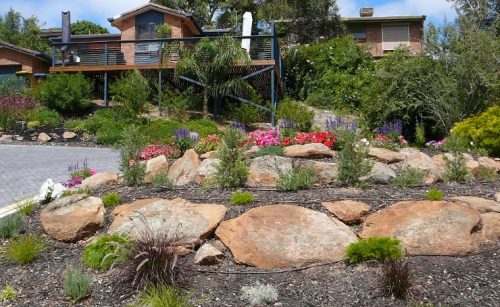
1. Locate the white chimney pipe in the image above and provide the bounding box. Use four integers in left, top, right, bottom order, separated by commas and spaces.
241, 12, 253, 54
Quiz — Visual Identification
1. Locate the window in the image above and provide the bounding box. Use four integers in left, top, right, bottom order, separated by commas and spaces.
136, 23, 158, 40
350, 26, 366, 40
382, 24, 410, 50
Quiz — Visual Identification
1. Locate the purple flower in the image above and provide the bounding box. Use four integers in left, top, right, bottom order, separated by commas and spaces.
326, 117, 357, 131
174, 128, 190, 140
231, 122, 246, 131
377, 119, 403, 135
279, 118, 297, 130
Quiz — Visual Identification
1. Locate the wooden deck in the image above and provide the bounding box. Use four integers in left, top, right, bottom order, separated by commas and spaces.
49, 60, 277, 73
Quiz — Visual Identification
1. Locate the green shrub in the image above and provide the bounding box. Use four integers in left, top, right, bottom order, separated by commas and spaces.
23, 106, 60, 127
277, 167, 317, 192
452, 105, 500, 157
135, 283, 193, 307
426, 188, 444, 201
185, 119, 219, 137
151, 173, 173, 188
17, 199, 36, 216
391, 168, 425, 187
476, 166, 498, 181
230, 192, 254, 206
27, 120, 41, 130
0, 107, 16, 130
61, 187, 92, 198
255, 146, 284, 157
102, 193, 121, 207
95, 121, 128, 145
443, 134, 473, 182
415, 122, 426, 146
276, 98, 314, 132
0, 213, 23, 239
337, 134, 373, 186
345, 237, 403, 264
63, 269, 92, 301
4, 235, 45, 265
231, 103, 264, 125
143, 120, 183, 144
240, 281, 279, 306
117, 126, 148, 186
0, 285, 16, 302
38, 72, 93, 115
110, 70, 150, 117
213, 128, 249, 188
82, 234, 131, 271
160, 88, 192, 122
64, 119, 87, 134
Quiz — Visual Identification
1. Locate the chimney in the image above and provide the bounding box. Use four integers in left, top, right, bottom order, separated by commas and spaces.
360, 8, 374, 17
61, 11, 71, 52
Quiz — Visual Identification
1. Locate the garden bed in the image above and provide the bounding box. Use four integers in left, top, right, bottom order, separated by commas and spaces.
1, 181, 499, 306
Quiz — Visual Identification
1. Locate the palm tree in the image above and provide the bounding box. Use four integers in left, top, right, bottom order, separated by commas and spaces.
175, 35, 251, 119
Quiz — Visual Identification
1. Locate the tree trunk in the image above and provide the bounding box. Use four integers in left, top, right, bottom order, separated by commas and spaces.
203, 87, 209, 119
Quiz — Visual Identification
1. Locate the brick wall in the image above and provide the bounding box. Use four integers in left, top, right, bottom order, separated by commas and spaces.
119, 16, 136, 65
408, 21, 424, 55
0, 48, 49, 74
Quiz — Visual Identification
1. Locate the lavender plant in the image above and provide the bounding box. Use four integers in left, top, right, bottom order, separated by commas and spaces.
174, 128, 199, 152
279, 118, 297, 138
377, 119, 403, 143
326, 117, 357, 151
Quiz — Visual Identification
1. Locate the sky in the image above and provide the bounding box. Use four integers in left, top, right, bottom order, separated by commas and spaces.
0, 0, 456, 33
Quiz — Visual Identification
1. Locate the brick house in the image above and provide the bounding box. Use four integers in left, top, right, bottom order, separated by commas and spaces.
342, 8, 426, 57
0, 41, 50, 79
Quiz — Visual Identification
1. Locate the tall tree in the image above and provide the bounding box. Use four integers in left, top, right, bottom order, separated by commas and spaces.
175, 36, 250, 118
71, 20, 109, 35
448, 0, 499, 34
0, 8, 49, 52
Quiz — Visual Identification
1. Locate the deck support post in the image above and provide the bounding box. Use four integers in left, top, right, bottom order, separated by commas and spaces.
104, 72, 108, 107
158, 69, 163, 114
271, 68, 276, 127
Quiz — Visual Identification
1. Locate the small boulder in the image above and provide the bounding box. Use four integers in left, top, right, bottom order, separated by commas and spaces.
195, 158, 220, 184
216, 205, 358, 269
496, 192, 500, 202
368, 147, 404, 164
0, 134, 13, 142
81, 172, 119, 190
322, 200, 371, 225
247, 156, 293, 187
194, 242, 225, 265
108, 198, 227, 246
244, 145, 261, 158
144, 155, 169, 183
365, 161, 396, 183
168, 149, 200, 186
37, 132, 51, 143
449, 196, 500, 213
399, 148, 436, 173
62, 131, 77, 140
283, 143, 335, 158
40, 194, 105, 242
475, 213, 500, 244
294, 160, 338, 185
360, 200, 482, 255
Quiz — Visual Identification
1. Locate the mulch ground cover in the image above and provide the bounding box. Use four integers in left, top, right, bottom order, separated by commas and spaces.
1, 181, 499, 306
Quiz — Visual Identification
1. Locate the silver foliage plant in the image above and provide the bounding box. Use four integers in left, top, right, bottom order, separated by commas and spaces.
240, 281, 279, 306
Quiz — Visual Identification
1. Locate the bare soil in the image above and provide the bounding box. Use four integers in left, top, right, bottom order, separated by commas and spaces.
1, 181, 499, 306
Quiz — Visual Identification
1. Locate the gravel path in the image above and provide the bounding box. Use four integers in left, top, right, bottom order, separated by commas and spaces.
0, 144, 120, 208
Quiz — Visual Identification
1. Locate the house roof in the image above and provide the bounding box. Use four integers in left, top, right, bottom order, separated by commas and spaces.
108, 2, 203, 35
0, 40, 51, 63
341, 15, 426, 23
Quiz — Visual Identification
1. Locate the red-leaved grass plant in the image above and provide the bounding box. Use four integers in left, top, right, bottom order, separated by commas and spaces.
380, 259, 413, 300
121, 214, 185, 289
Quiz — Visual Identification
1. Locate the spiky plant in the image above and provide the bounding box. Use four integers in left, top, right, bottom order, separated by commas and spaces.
380, 260, 413, 299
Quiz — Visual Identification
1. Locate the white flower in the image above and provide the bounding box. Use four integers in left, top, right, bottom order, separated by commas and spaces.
37, 179, 66, 202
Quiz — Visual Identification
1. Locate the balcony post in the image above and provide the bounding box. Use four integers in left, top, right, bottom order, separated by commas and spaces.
271, 67, 276, 126
51, 45, 56, 67
104, 43, 108, 66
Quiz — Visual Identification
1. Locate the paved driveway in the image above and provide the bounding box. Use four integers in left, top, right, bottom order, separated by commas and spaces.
0, 145, 120, 208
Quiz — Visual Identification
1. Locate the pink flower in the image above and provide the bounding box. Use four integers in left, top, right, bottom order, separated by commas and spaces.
129, 159, 137, 167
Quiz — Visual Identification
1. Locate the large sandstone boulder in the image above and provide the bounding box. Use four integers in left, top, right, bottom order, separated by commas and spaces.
475, 213, 500, 244
283, 143, 335, 159
195, 158, 220, 184
216, 205, 358, 269
247, 156, 293, 187
449, 196, 500, 213
168, 149, 200, 186
496, 192, 500, 202
398, 148, 436, 173
40, 194, 105, 242
322, 200, 371, 225
244, 145, 260, 158
144, 155, 169, 183
108, 198, 227, 246
368, 147, 404, 164
360, 200, 482, 255
365, 161, 396, 183
477, 157, 500, 173
294, 160, 337, 185
81, 172, 119, 190
433, 153, 481, 177
200, 151, 218, 160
